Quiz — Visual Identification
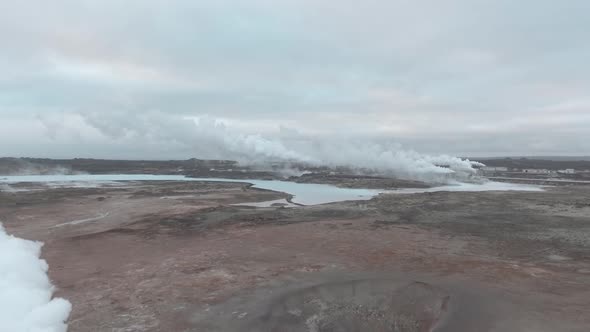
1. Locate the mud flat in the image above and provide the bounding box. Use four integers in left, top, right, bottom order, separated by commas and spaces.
1, 178, 589, 331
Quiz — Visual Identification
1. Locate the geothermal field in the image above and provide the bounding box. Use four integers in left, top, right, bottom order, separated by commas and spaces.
1, 158, 589, 331
3, 1, 590, 330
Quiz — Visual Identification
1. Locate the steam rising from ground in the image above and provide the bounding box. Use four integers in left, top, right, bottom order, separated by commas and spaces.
0, 158, 74, 176
82, 112, 483, 183
0, 224, 71, 332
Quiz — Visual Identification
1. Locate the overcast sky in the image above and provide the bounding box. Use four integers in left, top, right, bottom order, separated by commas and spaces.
1, 0, 589, 159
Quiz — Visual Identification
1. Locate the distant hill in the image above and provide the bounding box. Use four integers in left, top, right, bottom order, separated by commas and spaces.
0, 157, 236, 176
469, 157, 590, 170
470, 156, 590, 161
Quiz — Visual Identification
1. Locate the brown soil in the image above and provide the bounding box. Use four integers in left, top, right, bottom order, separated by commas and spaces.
1, 180, 589, 331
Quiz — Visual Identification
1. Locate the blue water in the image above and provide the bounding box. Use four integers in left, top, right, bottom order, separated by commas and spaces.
0, 174, 382, 205
0, 174, 542, 205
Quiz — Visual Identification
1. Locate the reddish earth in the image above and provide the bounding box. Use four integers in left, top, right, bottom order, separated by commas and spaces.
1, 180, 589, 331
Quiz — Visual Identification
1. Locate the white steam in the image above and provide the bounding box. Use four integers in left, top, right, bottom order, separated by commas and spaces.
0, 224, 71, 332
82, 111, 482, 183
0, 184, 16, 193
0, 158, 75, 176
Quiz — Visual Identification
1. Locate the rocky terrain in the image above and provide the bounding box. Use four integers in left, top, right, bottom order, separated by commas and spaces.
1, 177, 589, 331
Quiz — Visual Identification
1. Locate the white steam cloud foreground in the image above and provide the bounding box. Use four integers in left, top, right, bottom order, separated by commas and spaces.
0, 224, 71, 332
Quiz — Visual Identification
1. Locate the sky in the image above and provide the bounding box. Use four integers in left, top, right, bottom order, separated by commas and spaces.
1, 0, 589, 159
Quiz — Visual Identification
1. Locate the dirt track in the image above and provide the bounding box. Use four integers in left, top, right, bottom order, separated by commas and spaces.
1, 180, 589, 331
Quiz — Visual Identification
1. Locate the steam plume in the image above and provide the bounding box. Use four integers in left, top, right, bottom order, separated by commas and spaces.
82, 112, 483, 183
0, 224, 71, 332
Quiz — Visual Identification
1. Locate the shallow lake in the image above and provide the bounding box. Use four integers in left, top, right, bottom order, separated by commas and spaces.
0, 174, 543, 205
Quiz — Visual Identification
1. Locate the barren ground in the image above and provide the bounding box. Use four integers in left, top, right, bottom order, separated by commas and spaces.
1, 180, 589, 331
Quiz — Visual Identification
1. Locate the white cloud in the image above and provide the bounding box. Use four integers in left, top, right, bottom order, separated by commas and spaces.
0, 0, 588, 157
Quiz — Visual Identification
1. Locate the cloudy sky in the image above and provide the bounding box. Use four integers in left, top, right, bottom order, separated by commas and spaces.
1, 0, 589, 159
